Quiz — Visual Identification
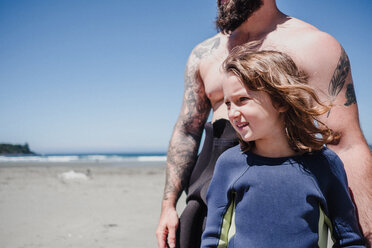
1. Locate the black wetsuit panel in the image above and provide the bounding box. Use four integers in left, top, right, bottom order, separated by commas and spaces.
177, 119, 238, 248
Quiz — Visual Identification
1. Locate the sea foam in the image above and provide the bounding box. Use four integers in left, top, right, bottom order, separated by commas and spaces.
0, 154, 167, 163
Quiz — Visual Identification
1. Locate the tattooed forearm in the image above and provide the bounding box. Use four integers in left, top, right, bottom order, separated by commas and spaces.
328, 47, 350, 100
164, 140, 199, 200
163, 108, 208, 201
162, 36, 219, 200
344, 83, 357, 106
163, 88, 210, 201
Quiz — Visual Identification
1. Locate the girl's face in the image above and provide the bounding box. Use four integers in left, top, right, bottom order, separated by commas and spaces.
223, 73, 285, 147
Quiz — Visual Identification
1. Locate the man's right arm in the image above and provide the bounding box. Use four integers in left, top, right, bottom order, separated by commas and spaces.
156, 35, 222, 248
163, 47, 212, 206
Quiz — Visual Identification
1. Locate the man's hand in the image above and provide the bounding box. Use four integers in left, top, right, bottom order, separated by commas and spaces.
156, 204, 179, 248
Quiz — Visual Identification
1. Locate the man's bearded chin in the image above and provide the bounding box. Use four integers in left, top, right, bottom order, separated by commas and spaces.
216, 0, 263, 34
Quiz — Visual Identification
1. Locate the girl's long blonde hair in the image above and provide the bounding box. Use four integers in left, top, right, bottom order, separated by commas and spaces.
224, 45, 336, 153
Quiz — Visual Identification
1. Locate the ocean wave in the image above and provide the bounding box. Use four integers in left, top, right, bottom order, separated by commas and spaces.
137, 156, 167, 162
0, 155, 80, 163
0, 154, 167, 163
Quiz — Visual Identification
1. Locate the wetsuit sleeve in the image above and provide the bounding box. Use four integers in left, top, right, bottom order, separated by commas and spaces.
201, 152, 233, 248
325, 153, 366, 247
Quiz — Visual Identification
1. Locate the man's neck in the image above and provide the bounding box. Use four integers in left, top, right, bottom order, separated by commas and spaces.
228, 1, 287, 46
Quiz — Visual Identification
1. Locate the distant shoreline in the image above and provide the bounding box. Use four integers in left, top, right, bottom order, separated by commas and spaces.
0, 143, 36, 155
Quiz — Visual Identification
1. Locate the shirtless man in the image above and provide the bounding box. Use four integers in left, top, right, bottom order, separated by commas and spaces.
156, 0, 372, 247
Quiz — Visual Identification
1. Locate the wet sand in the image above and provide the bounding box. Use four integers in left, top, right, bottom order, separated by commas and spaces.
0, 161, 335, 247
0, 162, 186, 248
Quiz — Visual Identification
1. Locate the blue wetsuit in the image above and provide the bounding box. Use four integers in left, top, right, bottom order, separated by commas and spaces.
201, 145, 365, 247
177, 119, 238, 248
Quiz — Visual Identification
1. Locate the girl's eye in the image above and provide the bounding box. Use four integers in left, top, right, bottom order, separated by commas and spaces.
239, 97, 250, 102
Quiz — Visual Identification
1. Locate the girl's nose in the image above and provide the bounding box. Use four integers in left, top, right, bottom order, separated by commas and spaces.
229, 106, 240, 119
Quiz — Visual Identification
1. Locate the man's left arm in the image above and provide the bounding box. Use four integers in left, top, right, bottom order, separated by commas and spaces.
308, 35, 372, 244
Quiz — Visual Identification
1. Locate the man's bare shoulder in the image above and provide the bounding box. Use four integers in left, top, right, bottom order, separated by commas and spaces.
186, 33, 226, 71
280, 17, 341, 63
274, 18, 342, 85
191, 33, 225, 59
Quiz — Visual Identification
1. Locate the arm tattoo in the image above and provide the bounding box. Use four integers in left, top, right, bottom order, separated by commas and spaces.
163, 36, 220, 200
164, 142, 199, 199
193, 37, 221, 59
344, 83, 357, 106
327, 46, 352, 117
328, 46, 350, 100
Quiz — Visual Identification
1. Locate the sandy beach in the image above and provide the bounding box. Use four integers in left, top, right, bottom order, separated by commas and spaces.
0, 162, 186, 248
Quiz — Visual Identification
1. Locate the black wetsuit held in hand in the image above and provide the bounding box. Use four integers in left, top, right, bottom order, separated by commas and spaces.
176, 119, 238, 248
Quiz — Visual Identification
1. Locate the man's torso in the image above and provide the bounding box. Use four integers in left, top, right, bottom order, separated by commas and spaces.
197, 17, 340, 122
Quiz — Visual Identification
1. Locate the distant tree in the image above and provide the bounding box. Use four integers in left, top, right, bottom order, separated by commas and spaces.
0, 143, 35, 155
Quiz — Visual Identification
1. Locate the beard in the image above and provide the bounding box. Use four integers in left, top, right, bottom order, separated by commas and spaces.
216, 0, 263, 34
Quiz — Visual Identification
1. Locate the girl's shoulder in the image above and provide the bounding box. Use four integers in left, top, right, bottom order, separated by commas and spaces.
218, 144, 244, 161
215, 145, 247, 171
302, 147, 348, 188
301, 147, 341, 166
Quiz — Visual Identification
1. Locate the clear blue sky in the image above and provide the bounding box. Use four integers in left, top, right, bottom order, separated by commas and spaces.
0, 0, 371, 154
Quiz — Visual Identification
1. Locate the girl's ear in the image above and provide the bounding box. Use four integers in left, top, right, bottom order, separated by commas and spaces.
273, 101, 288, 113
277, 104, 288, 113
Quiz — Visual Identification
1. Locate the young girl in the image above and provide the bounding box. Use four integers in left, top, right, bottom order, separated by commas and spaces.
200, 47, 366, 247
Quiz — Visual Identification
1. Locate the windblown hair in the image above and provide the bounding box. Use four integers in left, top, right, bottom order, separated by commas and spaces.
223, 45, 336, 153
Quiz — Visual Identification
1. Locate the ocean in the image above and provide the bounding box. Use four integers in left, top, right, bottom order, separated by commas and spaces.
0, 152, 167, 164
1, 145, 370, 164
